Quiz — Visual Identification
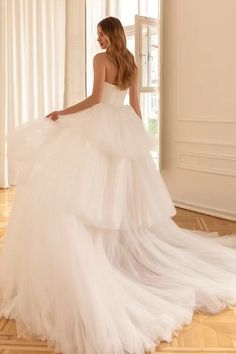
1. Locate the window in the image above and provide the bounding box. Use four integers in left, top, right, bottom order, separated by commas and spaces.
86, 0, 162, 166
107, 0, 161, 165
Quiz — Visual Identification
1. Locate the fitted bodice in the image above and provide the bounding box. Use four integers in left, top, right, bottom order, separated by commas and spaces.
101, 82, 127, 105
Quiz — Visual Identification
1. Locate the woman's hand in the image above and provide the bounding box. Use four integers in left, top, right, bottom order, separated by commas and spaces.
46, 110, 63, 121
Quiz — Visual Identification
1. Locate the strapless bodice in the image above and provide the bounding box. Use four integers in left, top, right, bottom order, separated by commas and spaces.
101, 82, 127, 105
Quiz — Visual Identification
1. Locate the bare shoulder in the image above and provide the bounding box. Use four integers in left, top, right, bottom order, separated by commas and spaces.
94, 52, 116, 66
93, 52, 107, 64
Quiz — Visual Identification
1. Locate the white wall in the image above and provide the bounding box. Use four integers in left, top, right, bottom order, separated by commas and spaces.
162, 0, 236, 220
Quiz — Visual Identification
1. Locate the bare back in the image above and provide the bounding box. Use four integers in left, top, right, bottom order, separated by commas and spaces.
103, 53, 119, 85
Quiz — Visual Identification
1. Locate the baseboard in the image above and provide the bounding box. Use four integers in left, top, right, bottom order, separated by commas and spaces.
173, 199, 236, 222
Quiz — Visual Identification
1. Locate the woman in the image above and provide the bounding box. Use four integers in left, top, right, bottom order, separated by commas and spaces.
47, 17, 142, 122
0, 16, 236, 354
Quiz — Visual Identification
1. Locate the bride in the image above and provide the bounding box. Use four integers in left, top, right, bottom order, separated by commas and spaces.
0, 16, 236, 354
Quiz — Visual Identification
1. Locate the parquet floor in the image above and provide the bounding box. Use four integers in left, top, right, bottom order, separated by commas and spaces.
0, 186, 236, 354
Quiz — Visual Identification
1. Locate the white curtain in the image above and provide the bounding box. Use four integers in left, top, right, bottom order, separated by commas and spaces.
86, 0, 106, 96
0, 0, 66, 188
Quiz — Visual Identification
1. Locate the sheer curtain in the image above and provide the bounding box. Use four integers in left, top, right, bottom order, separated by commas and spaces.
0, 0, 66, 188
86, 0, 106, 96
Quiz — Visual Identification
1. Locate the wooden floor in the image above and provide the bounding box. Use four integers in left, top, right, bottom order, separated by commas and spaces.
0, 187, 236, 354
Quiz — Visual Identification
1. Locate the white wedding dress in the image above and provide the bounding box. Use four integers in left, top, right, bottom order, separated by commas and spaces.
0, 82, 236, 354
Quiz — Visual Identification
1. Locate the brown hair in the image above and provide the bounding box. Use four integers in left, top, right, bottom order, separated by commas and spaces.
97, 16, 137, 90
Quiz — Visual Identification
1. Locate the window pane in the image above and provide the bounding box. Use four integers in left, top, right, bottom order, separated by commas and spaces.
140, 91, 159, 162
141, 24, 148, 87
140, 0, 159, 18
150, 27, 159, 86
119, 0, 138, 25
141, 23, 158, 88
127, 35, 135, 54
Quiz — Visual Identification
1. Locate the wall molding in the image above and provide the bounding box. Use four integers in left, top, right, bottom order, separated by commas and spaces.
174, 199, 236, 222
163, 0, 236, 220
178, 151, 236, 177
177, 116, 236, 123
175, 139, 236, 148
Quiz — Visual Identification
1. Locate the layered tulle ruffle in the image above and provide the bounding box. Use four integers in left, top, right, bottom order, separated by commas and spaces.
6, 103, 175, 230
1, 100, 236, 354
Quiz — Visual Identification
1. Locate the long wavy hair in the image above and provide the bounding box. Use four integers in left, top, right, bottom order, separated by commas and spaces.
97, 17, 137, 90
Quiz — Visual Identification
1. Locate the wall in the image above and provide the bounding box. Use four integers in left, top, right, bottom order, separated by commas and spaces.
162, 0, 236, 220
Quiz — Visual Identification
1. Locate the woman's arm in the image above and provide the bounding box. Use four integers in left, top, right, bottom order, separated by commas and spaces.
129, 69, 142, 120
47, 54, 105, 121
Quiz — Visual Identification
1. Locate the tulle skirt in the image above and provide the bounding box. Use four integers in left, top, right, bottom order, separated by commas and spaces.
0, 102, 236, 354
